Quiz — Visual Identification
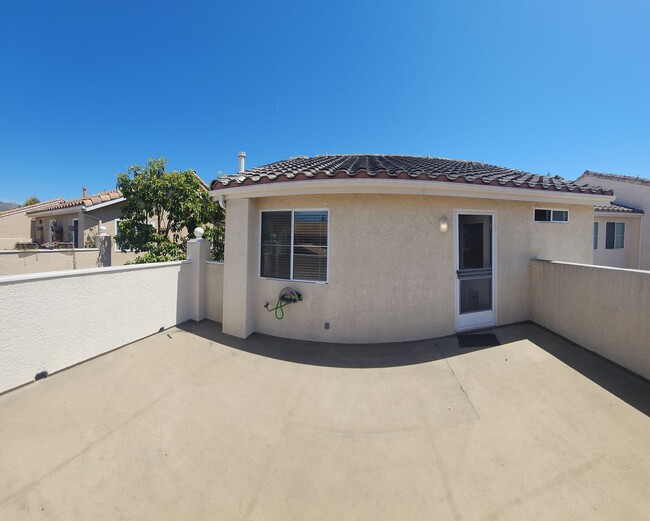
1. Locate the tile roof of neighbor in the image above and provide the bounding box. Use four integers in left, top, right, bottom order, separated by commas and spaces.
0, 198, 66, 218
26, 173, 209, 216
594, 203, 644, 214
211, 154, 612, 195
26, 190, 124, 214
581, 170, 650, 187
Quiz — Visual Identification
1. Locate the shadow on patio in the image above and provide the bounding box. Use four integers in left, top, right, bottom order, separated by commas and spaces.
179, 320, 650, 417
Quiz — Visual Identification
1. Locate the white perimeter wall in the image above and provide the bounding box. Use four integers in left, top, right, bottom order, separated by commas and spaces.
0, 261, 192, 393
205, 261, 224, 323
530, 259, 650, 380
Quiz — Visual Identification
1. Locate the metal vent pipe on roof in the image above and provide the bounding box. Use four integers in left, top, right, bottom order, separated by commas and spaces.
238, 151, 246, 173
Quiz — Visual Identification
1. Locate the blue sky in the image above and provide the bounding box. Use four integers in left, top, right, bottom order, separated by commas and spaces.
1, 0, 649, 202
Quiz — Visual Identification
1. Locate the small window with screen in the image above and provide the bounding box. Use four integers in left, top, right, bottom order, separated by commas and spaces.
534, 209, 569, 223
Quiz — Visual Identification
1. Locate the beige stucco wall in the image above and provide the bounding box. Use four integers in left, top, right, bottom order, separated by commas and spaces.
205, 261, 224, 323
0, 241, 139, 275
581, 175, 650, 269
0, 210, 33, 249
593, 215, 641, 269
0, 249, 101, 276
223, 194, 594, 343
0, 261, 193, 393
530, 259, 650, 379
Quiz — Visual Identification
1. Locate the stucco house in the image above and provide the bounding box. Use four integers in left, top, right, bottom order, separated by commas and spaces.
0, 199, 66, 249
210, 154, 613, 343
27, 188, 126, 249
576, 170, 648, 270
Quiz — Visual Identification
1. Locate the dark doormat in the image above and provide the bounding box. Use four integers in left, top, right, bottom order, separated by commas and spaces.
457, 333, 500, 348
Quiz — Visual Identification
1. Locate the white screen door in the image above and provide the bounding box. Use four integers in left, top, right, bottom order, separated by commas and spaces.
455, 213, 496, 331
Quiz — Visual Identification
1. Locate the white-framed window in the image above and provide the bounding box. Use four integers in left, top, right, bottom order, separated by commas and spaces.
534, 209, 569, 223
260, 210, 328, 282
605, 222, 625, 249
593, 222, 598, 250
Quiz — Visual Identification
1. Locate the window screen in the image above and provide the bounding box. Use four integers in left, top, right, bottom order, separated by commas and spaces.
593, 222, 598, 250
293, 211, 328, 282
552, 210, 568, 222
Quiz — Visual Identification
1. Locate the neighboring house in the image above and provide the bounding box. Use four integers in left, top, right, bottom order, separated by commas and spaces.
27, 173, 209, 253
210, 154, 613, 344
27, 188, 125, 249
592, 203, 643, 269
577, 170, 649, 270
0, 199, 65, 249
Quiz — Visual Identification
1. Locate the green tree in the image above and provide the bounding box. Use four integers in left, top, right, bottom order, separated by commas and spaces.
116, 158, 223, 263
23, 196, 40, 206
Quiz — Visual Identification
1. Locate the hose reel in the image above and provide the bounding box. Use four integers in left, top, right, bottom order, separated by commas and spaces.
264, 287, 303, 320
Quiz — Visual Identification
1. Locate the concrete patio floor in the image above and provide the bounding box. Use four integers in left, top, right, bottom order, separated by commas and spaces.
0, 321, 649, 520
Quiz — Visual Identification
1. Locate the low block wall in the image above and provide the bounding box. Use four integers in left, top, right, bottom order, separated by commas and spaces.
0, 261, 192, 393
0, 248, 140, 276
205, 261, 224, 323
0, 237, 31, 250
530, 259, 650, 379
0, 249, 100, 275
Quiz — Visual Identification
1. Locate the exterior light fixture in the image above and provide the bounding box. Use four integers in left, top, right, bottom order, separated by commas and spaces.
439, 217, 449, 233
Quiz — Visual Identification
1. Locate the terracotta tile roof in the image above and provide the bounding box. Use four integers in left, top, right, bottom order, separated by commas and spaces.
0, 198, 66, 218
211, 154, 612, 195
594, 203, 644, 214
26, 190, 123, 215
580, 170, 650, 187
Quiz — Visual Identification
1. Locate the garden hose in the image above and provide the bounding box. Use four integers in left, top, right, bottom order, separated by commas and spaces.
264, 288, 303, 320
264, 299, 289, 320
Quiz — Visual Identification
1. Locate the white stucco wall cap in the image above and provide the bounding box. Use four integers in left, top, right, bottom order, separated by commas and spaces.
210, 179, 614, 207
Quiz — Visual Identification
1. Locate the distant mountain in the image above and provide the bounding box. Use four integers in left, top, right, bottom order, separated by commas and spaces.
0, 201, 20, 211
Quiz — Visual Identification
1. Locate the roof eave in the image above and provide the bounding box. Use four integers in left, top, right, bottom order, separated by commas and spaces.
83, 197, 125, 212
27, 205, 84, 218
210, 178, 614, 207
594, 210, 643, 217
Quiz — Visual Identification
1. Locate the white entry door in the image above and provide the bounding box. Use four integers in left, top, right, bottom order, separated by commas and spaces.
455, 212, 496, 331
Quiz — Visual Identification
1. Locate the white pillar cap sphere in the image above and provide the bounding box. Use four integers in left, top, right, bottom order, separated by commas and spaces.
194, 227, 204, 239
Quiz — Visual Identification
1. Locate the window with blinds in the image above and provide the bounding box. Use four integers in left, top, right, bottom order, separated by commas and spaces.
260, 210, 328, 282
605, 222, 625, 249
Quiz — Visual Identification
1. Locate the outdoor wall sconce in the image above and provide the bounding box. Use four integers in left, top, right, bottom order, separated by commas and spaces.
439, 217, 449, 233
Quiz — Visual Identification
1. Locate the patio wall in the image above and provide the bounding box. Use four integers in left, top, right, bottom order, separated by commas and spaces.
0, 261, 193, 394
0, 249, 100, 275
0, 247, 138, 276
205, 261, 224, 323
530, 259, 650, 379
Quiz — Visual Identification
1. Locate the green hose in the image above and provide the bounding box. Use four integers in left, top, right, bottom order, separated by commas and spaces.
265, 299, 288, 320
